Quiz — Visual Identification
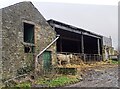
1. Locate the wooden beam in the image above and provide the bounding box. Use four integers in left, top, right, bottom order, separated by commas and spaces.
83, 32, 101, 39
61, 37, 80, 42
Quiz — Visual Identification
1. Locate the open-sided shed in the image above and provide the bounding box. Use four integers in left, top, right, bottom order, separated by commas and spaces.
48, 19, 103, 62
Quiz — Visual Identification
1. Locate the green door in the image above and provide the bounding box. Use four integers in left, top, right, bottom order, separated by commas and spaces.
43, 51, 51, 70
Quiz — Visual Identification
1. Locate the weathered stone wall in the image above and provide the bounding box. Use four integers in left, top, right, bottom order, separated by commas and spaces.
2, 1, 56, 82
0, 9, 4, 87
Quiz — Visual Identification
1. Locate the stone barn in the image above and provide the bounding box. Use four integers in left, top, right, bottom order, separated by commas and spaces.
0, 1, 115, 87
0, 1, 57, 86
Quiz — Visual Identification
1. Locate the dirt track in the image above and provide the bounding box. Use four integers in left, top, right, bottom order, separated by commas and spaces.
67, 64, 119, 87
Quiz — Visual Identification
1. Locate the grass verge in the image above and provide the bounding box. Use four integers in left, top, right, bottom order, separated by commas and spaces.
35, 75, 79, 87
15, 75, 79, 88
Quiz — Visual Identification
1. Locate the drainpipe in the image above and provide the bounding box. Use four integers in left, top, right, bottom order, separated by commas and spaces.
35, 35, 60, 71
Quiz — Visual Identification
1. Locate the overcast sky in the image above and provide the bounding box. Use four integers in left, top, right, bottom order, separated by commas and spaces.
0, 0, 119, 49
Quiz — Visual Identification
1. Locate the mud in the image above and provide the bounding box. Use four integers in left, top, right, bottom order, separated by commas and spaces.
67, 64, 119, 87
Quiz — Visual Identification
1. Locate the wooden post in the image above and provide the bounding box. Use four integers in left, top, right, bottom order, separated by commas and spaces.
81, 33, 85, 61
81, 34, 84, 54
97, 39, 101, 62
97, 39, 100, 55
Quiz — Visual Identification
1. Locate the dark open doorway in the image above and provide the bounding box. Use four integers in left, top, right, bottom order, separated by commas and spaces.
56, 28, 81, 53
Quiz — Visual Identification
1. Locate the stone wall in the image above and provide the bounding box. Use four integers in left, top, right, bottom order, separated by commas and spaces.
0, 9, 3, 87
2, 2, 56, 82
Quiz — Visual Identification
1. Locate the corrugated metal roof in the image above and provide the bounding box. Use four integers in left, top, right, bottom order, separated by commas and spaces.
47, 19, 103, 39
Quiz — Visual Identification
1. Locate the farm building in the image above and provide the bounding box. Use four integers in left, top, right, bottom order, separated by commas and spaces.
102, 36, 113, 60
48, 19, 103, 64
0, 1, 115, 87
0, 1, 57, 86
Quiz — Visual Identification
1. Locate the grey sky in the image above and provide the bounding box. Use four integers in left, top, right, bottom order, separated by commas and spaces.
0, 1, 118, 49
33, 2, 118, 49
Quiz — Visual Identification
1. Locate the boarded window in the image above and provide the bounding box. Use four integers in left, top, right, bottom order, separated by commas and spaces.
23, 22, 35, 53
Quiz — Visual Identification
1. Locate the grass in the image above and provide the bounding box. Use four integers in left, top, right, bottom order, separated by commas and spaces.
110, 59, 120, 64
15, 82, 31, 88
15, 75, 79, 88
35, 75, 79, 87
